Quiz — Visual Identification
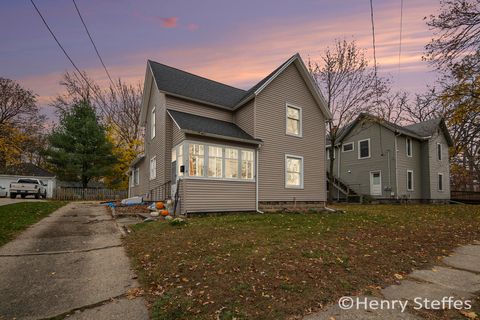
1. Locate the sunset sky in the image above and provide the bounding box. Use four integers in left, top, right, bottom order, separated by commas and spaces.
1, 0, 442, 120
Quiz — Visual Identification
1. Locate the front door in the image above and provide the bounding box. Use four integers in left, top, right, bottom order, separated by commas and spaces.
370, 171, 382, 196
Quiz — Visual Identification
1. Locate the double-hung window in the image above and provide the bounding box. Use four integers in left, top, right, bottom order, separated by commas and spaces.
285, 155, 303, 188
406, 138, 412, 157
135, 168, 139, 185
241, 150, 254, 180
437, 143, 442, 160
225, 148, 239, 178
208, 146, 223, 178
150, 156, 156, 180
358, 139, 370, 159
342, 142, 354, 152
438, 173, 443, 191
407, 170, 414, 191
189, 144, 204, 177
286, 105, 302, 136
151, 107, 156, 139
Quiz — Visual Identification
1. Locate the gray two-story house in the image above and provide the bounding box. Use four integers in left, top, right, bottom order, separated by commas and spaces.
129, 54, 332, 214
327, 113, 453, 202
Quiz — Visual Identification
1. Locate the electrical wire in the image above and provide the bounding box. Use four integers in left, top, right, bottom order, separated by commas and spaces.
72, 0, 116, 88
398, 0, 404, 73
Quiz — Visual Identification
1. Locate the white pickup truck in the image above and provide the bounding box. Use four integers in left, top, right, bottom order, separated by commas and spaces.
9, 178, 47, 199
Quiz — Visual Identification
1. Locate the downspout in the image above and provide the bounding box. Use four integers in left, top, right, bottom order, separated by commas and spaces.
256, 147, 264, 213
337, 145, 341, 201
387, 150, 391, 193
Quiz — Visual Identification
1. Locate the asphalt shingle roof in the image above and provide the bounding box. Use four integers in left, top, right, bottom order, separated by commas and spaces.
149, 60, 247, 109
0, 163, 55, 177
168, 109, 261, 144
403, 118, 442, 136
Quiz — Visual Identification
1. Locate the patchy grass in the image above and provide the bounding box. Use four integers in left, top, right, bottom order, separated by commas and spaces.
0, 201, 68, 246
124, 204, 480, 319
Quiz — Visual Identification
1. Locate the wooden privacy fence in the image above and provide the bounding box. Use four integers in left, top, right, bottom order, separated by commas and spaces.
451, 190, 480, 204
53, 187, 128, 201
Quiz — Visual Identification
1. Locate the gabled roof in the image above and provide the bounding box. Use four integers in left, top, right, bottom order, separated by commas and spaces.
148, 60, 246, 109
144, 53, 332, 119
167, 109, 262, 145
404, 118, 453, 146
0, 163, 55, 177
330, 113, 453, 146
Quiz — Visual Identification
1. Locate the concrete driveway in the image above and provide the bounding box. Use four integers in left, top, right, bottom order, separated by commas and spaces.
0, 202, 149, 320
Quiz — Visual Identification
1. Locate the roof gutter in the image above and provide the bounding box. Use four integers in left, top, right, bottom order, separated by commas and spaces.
181, 129, 263, 146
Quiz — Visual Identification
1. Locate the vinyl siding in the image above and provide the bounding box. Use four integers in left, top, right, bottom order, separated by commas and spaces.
234, 99, 255, 136
254, 63, 326, 202
181, 179, 255, 213
428, 130, 451, 199
165, 96, 233, 122
330, 122, 397, 198
172, 119, 185, 146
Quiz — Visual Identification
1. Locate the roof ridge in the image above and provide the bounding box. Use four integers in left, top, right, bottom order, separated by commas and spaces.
148, 60, 246, 93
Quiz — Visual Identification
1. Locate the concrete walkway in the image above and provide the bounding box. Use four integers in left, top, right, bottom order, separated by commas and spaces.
305, 241, 480, 319
0, 202, 149, 320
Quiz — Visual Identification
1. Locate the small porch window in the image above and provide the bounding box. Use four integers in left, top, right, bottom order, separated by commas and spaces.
208, 146, 223, 178
225, 148, 239, 178
189, 144, 205, 177
241, 150, 254, 180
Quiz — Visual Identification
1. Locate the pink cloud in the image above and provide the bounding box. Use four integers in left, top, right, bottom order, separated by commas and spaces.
160, 17, 178, 28
186, 23, 199, 31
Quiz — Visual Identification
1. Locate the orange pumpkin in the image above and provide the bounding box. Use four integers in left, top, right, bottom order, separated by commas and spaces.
155, 202, 164, 210
160, 209, 169, 216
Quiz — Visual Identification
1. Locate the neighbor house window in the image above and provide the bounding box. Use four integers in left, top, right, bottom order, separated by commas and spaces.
225, 148, 239, 178
438, 173, 443, 191
189, 144, 204, 177
342, 142, 354, 152
285, 155, 303, 188
134, 168, 139, 185
327, 147, 335, 160
130, 171, 135, 187
208, 146, 223, 178
406, 138, 412, 157
437, 143, 442, 160
407, 170, 414, 191
286, 105, 302, 136
358, 139, 370, 159
241, 150, 254, 180
150, 156, 156, 180
151, 107, 156, 139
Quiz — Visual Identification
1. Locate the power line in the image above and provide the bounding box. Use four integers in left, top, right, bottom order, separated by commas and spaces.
30, 0, 107, 105
72, 0, 116, 88
398, 0, 404, 73
369, 0, 378, 82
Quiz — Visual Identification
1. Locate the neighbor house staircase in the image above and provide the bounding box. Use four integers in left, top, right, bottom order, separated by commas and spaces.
327, 172, 360, 202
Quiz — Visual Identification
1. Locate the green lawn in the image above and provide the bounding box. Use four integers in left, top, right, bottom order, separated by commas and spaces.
0, 201, 68, 246
124, 204, 480, 320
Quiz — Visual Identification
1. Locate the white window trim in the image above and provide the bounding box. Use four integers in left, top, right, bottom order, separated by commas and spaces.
342, 142, 354, 153
406, 169, 414, 191
438, 173, 444, 191
358, 138, 371, 159
285, 103, 303, 138
285, 154, 304, 189
437, 143, 442, 161
151, 107, 156, 140
149, 156, 157, 180
327, 147, 336, 160
182, 140, 256, 182
406, 138, 412, 157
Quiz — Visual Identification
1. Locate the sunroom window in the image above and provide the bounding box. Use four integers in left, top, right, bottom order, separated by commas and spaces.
208, 146, 223, 178
241, 150, 254, 179
189, 144, 204, 177
225, 148, 239, 178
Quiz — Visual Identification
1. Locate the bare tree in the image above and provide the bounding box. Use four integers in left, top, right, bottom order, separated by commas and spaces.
373, 91, 408, 124
309, 39, 386, 202
402, 89, 443, 124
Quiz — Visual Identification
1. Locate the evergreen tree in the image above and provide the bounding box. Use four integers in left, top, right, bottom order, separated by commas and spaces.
45, 101, 116, 188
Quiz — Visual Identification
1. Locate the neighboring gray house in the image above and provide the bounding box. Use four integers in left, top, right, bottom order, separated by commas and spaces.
327, 113, 453, 202
129, 54, 332, 214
